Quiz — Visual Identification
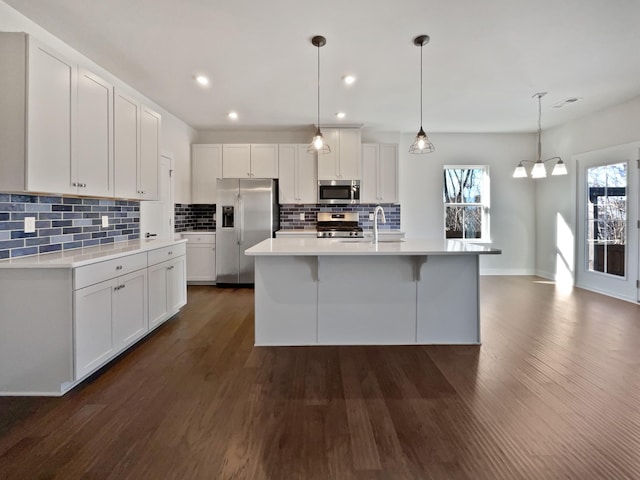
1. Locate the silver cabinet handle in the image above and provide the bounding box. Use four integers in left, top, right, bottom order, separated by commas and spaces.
167, 265, 174, 270
116, 265, 123, 270
72, 182, 79, 187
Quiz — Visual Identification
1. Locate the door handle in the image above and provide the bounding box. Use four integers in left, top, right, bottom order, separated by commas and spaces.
238, 193, 244, 245
236, 193, 241, 245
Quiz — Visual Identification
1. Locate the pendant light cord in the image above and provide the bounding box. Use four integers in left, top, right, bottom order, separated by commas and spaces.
420, 42, 423, 128
537, 94, 542, 162
317, 44, 320, 129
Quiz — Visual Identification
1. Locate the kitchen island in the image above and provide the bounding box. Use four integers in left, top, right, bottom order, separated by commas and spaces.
245, 237, 501, 346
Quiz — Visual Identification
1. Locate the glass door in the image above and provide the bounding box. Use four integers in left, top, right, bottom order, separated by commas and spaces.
576, 143, 639, 302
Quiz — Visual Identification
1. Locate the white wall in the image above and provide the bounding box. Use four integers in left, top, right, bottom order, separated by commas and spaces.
536, 95, 640, 284
0, 0, 197, 203
399, 132, 537, 275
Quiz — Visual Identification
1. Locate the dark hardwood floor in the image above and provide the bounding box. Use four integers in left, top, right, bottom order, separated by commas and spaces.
1, 277, 640, 479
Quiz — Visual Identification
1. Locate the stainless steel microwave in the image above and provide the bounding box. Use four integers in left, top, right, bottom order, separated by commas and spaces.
318, 180, 360, 204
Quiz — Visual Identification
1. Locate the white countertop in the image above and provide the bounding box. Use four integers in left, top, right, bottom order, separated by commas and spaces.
245, 237, 501, 256
0, 238, 187, 269
275, 229, 318, 235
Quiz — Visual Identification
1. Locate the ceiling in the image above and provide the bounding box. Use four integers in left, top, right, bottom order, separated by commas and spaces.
6, 0, 640, 133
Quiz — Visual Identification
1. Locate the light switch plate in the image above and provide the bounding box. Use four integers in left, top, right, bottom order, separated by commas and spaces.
24, 216, 36, 233
101, 215, 109, 227
369, 213, 374, 221
299, 213, 305, 221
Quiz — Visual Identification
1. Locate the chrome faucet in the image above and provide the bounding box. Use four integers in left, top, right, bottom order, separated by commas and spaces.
373, 205, 386, 244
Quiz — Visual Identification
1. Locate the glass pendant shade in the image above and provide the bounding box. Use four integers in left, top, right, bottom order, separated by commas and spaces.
308, 127, 331, 154
531, 161, 547, 178
513, 162, 528, 178
409, 127, 435, 154
552, 159, 568, 176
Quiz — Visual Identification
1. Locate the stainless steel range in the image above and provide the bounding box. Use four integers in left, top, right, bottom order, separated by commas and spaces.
316, 212, 364, 238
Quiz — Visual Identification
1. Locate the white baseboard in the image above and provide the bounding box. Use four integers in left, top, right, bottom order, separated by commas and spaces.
575, 282, 638, 304
480, 268, 536, 276
535, 270, 556, 280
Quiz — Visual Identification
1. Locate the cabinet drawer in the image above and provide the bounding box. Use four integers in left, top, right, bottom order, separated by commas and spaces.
74, 252, 147, 290
181, 233, 215, 245
148, 242, 186, 266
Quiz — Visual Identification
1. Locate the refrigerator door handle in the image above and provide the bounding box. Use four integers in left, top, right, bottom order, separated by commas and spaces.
238, 193, 244, 245
236, 193, 241, 245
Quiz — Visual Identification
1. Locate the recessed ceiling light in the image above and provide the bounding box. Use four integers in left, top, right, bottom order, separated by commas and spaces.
336, 112, 346, 119
228, 111, 238, 120
195, 75, 209, 86
552, 97, 582, 108
343, 75, 356, 85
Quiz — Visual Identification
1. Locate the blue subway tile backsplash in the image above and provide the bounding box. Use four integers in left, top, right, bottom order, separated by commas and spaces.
0, 193, 140, 259
280, 204, 401, 230
174, 203, 216, 232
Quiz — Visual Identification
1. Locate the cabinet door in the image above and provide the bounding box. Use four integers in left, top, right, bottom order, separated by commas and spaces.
114, 91, 140, 199
76, 68, 113, 197
278, 144, 297, 203
192, 144, 222, 204
250, 144, 279, 178
297, 145, 318, 203
186, 244, 216, 281
317, 128, 339, 180
74, 280, 114, 379
148, 261, 169, 329
26, 39, 75, 194
113, 269, 148, 350
378, 144, 399, 203
361, 143, 379, 203
140, 105, 161, 200
337, 129, 361, 179
222, 144, 251, 178
168, 256, 187, 312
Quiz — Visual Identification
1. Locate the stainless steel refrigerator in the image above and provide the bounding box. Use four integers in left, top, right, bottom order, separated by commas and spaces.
216, 178, 279, 285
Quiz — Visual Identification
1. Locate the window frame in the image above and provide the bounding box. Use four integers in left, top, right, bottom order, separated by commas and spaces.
443, 165, 490, 242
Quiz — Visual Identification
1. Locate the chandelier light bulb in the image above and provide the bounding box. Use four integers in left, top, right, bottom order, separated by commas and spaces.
314, 135, 324, 150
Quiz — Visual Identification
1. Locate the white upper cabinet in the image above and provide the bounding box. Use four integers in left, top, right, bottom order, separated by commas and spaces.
361, 143, 399, 203
140, 105, 161, 200
114, 91, 140, 199
76, 68, 114, 197
279, 144, 317, 204
222, 144, 251, 178
114, 90, 161, 200
250, 144, 279, 178
26, 38, 76, 195
0, 33, 77, 195
222, 144, 279, 179
191, 144, 222, 204
317, 128, 361, 180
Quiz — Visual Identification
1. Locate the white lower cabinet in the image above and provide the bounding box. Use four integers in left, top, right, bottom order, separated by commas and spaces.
182, 232, 216, 283
74, 281, 115, 380
148, 255, 187, 329
74, 268, 148, 380
72, 242, 185, 383
0, 240, 187, 396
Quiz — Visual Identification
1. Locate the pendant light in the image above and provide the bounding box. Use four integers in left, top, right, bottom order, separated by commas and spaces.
409, 35, 435, 154
308, 35, 331, 154
513, 92, 567, 178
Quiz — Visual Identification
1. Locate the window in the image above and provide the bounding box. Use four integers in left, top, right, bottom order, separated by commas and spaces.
586, 162, 627, 277
443, 166, 489, 241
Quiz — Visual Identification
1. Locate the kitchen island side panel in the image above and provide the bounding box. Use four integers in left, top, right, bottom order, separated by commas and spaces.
317, 256, 416, 344
254, 256, 318, 346
417, 255, 480, 344
0, 269, 73, 395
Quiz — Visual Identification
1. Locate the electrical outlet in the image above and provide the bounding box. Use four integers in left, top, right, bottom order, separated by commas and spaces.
369, 213, 374, 221
101, 215, 109, 228
24, 217, 36, 233
299, 213, 305, 221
